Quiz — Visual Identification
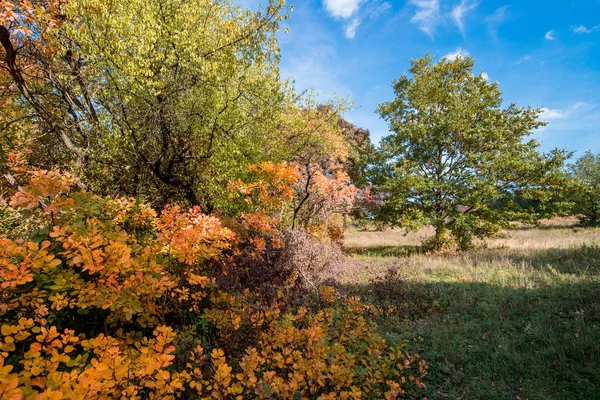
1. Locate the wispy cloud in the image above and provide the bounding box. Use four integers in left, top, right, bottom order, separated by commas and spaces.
481, 71, 490, 80
514, 55, 532, 65
452, 0, 479, 35
368, 1, 392, 18
541, 102, 591, 121
541, 108, 569, 120
537, 102, 598, 140
545, 30, 556, 40
409, 0, 441, 39
485, 5, 509, 40
279, 14, 350, 99
282, 57, 350, 99
410, 0, 485, 39
323, 0, 365, 19
536, 108, 600, 152
345, 17, 361, 39
574, 24, 600, 34
443, 47, 470, 61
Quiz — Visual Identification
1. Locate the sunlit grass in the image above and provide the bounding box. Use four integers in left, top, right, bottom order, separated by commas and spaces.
340, 220, 600, 399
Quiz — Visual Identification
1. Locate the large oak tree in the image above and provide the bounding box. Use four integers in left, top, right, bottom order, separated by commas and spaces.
374, 54, 569, 250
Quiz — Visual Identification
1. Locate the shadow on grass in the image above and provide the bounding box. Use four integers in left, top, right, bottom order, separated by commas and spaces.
344, 244, 422, 257
475, 244, 600, 275
348, 243, 600, 275
508, 223, 582, 231
336, 265, 600, 399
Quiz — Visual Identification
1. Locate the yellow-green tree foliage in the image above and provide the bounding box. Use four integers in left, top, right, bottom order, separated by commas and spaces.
0, 0, 352, 212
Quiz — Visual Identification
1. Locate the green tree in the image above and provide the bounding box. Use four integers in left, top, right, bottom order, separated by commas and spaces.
569, 151, 600, 225
1, 0, 352, 212
374, 54, 569, 251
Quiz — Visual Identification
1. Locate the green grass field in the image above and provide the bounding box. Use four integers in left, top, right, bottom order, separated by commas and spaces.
341, 220, 600, 399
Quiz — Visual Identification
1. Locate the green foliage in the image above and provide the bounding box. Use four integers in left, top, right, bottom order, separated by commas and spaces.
1, 0, 354, 213
569, 151, 600, 225
67, 0, 291, 208
373, 54, 570, 250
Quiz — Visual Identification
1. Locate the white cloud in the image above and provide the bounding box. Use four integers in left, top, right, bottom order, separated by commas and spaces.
541, 102, 592, 121
485, 5, 509, 39
409, 0, 440, 38
452, 0, 479, 34
574, 24, 600, 34
345, 17, 361, 39
324, 0, 386, 39
481, 72, 489, 80
541, 108, 569, 120
443, 48, 470, 61
534, 102, 599, 146
323, 0, 365, 19
545, 30, 556, 40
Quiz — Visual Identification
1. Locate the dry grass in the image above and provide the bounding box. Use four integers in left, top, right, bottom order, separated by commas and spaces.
345, 217, 597, 252
342, 218, 600, 284
345, 226, 435, 249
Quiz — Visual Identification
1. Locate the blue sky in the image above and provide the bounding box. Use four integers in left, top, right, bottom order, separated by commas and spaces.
245, 0, 600, 156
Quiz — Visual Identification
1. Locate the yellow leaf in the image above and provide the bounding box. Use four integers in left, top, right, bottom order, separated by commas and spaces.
1, 325, 13, 336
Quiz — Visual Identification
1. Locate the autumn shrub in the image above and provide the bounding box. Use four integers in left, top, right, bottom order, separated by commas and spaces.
189, 293, 428, 399
291, 161, 359, 244
220, 162, 300, 299
276, 230, 349, 290
0, 166, 427, 399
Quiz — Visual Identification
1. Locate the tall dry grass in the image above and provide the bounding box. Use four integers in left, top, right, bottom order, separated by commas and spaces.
341, 218, 600, 287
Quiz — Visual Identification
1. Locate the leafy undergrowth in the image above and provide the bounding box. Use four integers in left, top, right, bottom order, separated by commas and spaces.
0, 167, 428, 399
341, 228, 600, 399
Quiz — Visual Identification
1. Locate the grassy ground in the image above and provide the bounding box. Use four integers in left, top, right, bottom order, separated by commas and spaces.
340, 219, 600, 399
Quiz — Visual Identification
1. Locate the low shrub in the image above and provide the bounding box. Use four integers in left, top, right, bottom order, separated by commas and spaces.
0, 167, 427, 399
277, 230, 349, 290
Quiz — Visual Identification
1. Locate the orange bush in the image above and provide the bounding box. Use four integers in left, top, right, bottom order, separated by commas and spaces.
291, 161, 360, 243
0, 167, 427, 399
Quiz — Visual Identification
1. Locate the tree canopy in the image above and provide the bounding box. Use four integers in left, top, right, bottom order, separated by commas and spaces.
569, 151, 600, 225
373, 54, 569, 250
0, 0, 355, 213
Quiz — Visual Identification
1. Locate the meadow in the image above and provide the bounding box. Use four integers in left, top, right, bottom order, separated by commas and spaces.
341, 219, 600, 399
